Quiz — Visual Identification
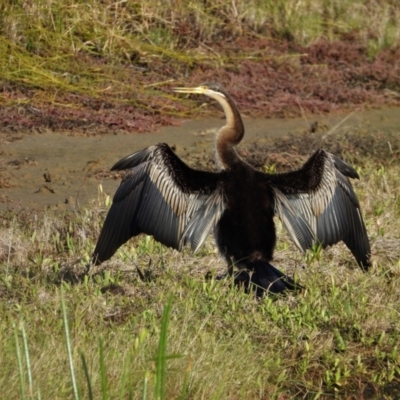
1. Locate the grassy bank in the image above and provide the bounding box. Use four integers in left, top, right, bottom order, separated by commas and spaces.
1, 0, 400, 132
3, 0, 400, 57
1, 130, 400, 398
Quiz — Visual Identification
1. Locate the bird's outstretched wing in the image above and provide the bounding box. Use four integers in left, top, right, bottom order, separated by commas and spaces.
266, 149, 370, 270
92, 143, 225, 265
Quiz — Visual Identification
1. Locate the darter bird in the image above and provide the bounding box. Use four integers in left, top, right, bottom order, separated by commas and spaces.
92, 83, 371, 294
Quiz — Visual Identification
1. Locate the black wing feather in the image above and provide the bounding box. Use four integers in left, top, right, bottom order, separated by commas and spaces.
267, 149, 370, 270
92, 144, 225, 265
92, 181, 145, 264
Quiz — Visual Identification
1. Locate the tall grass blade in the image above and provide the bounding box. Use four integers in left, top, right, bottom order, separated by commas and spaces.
80, 350, 93, 400
142, 372, 148, 400
155, 295, 173, 400
13, 324, 26, 400
21, 321, 33, 398
99, 337, 108, 400
179, 354, 192, 400
119, 351, 131, 400
61, 287, 80, 400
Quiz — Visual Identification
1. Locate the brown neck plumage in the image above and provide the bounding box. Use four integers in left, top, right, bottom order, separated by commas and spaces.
209, 90, 244, 169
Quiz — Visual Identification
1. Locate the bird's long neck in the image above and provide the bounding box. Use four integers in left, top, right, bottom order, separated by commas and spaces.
212, 92, 245, 169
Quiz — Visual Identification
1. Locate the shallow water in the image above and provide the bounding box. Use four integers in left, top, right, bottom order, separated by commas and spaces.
1, 107, 399, 212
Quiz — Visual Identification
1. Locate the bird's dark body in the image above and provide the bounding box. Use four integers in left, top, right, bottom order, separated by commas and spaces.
92, 82, 371, 294
214, 163, 276, 265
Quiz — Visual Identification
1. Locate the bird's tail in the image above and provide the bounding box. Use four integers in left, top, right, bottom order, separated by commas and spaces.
235, 260, 302, 295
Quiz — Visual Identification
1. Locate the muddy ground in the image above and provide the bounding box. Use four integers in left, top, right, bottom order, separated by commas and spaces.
1, 107, 399, 213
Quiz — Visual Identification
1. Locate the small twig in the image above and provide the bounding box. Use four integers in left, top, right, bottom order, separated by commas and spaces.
388, 141, 393, 154
144, 79, 175, 88
6, 216, 16, 276
321, 111, 357, 141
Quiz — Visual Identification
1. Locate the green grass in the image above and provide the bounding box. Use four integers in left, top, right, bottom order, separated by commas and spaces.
1, 134, 400, 398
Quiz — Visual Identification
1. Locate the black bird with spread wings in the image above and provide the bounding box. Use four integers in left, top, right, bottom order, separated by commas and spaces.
92, 83, 370, 293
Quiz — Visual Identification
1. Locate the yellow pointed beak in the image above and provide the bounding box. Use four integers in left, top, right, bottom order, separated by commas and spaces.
173, 86, 207, 95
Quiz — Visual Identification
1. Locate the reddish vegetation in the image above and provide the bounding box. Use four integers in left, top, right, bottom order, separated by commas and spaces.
192, 38, 400, 116
1, 38, 400, 134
